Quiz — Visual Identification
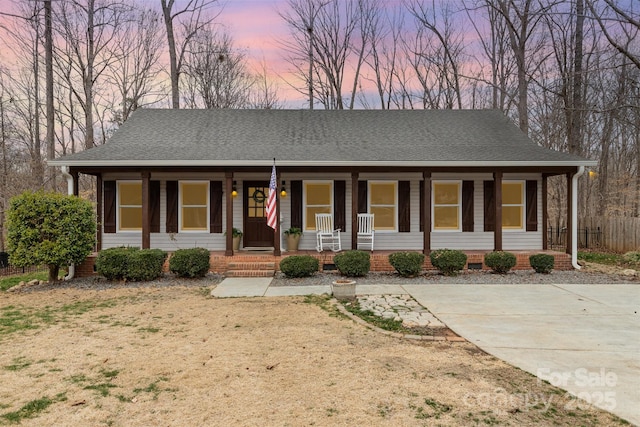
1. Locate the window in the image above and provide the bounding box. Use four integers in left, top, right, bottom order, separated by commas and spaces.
502, 181, 524, 229
304, 182, 332, 230
180, 181, 209, 232
369, 181, 396, 231
118, 181, 142, 231
433, 181, 461, 231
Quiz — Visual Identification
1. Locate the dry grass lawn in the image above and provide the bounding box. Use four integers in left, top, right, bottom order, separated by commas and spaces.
0, 286, 628, 426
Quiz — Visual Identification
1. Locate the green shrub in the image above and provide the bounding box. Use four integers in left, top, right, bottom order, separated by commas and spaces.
388, 252, 425, 277
95, 247, 138, 280
7, 191, 96, 283
623, 251, 640, 264
529, 253, 555, 274
484, 251, 517, 274
429, 249, 467, 276
279, 255, 319, 278
126, 249, 167, 281
334, 250, 370, 277
169, 248, 211, 278
96, 247, 166, 281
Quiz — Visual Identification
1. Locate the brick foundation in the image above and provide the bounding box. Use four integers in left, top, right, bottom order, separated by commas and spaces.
74, 250, 573, 278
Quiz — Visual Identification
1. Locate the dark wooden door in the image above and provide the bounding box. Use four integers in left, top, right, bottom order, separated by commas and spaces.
243, 181, 274, 247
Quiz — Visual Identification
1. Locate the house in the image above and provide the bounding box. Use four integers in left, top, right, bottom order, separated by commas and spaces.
49, 109, 597, 272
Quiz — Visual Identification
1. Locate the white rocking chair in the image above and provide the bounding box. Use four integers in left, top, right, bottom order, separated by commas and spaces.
357, 213, 375, 251
315, 213, 342, 252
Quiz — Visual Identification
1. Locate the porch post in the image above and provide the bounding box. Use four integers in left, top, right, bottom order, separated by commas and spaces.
96, 174, 103, 251
225, 171, 234, 256
71, 171, 79, 196
141, 171, 151, 249
423, 170, 431, 254
274, 169, 281, 256
351, 172, 359, 250
493, 171, 503, 251
566, 172, 573, 255
542, 174, 549, 250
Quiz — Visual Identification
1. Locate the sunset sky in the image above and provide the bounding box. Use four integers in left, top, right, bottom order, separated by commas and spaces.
214, 0, 309, 107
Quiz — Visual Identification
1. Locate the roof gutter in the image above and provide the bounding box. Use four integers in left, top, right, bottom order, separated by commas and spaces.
48, 159, 599, 168
60, 166, 75, 281
571, 166, 585, 270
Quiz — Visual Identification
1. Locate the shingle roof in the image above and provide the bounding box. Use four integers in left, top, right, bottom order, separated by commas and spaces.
49, 109, 595, 167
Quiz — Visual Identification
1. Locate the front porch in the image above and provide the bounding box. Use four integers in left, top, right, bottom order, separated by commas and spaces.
74, 249, 572, 278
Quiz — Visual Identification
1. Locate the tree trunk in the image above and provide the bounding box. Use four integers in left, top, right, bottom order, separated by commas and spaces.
48, 264, 60, 283
45, 0, 55, 189
161, 0, 180, 109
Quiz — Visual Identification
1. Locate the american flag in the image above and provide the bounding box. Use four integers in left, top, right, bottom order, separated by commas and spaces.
266, 162, 277, 230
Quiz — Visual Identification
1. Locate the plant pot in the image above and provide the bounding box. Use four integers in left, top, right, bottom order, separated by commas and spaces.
286, 234, 301, 252
332, 279, 356, 301
233, 236, 241, 251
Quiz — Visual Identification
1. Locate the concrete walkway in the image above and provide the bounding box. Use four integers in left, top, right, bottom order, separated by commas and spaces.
211, 279, 640, 425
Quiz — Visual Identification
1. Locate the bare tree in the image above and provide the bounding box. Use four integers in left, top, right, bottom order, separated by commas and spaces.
182, 28, 254, 109
107, 5, 164, 124
586, 0, 640, 70
493, 0, 552, 133
54, 0, 131, 150
406, 0, 464, 109
160, 0, 220, 109
361, 4, 402, 109
248, 60, 282, 109
281, 0, 371, 109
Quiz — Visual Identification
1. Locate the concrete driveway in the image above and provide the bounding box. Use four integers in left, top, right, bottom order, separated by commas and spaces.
404, 284, 640, 426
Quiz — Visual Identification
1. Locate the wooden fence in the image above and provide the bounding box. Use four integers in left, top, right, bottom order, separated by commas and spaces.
580, 216, 640, 253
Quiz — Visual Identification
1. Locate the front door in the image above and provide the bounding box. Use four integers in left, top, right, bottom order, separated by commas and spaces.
243, 181, 275, 248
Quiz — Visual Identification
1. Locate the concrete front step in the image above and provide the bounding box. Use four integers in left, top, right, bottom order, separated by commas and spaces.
226, 270, 275, 278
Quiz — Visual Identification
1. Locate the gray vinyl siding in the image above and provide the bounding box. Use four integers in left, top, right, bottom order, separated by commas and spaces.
100, 172, 542, 252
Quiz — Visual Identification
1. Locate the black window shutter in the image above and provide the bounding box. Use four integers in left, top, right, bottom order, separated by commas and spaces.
210, 181, 222, 233
103, 181, 116, 233
419, 180, 424, 232
358, 181, 367, 213
462, 180, 474, 232
526, 180, 538, 231
398, 181, 410, 232
483, 181, 495, 232
334, 181, 346, 231
150, 181, 160, 233
291, 180, 303, 229
166, 181, 178, 233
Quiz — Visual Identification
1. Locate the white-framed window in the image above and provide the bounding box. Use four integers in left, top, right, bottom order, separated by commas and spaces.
369, 181, 396, 231
502, 180, 524, 230
179, 181, 209, 232
304, 181, 332, 231
432, 180, 461, 231
117, 180, 142, 232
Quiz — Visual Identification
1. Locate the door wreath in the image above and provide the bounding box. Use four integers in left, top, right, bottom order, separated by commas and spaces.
251, 189, 266, 204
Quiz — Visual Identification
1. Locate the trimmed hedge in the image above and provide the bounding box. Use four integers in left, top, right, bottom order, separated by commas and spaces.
484, 251, 517, 274
95, 247, 139, 281
96, 247, 166, 281
429, 249, 467, 276
170, 248, 211, 278
334, 250, 370, 277
388, 252, 425, 277
127, 249, 167, 281
529, 253, 555, 274
279, 255, 319, 278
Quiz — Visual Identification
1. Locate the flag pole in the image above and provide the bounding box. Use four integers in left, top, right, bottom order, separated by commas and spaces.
266, 157, 281, 256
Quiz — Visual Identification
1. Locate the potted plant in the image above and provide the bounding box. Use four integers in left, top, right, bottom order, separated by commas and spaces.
284, 227, 302, 252
225, 228, 243, 251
